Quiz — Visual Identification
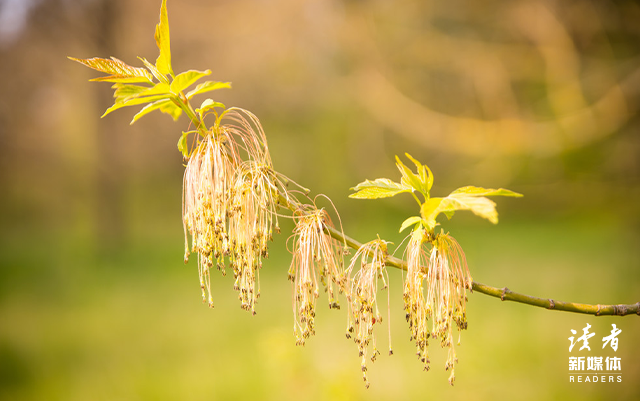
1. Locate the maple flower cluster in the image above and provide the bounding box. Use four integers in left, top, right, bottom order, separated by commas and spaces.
403, 228, 472, 385
182, 109, 286, 314
344, 239, 392, 388
287, 207, 347, 345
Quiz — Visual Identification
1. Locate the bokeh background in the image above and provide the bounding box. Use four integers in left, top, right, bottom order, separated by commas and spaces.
1, 0, 639, 399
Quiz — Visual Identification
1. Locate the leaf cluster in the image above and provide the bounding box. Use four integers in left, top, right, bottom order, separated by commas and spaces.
350, 154, 522, 233
68, 0, 229, 129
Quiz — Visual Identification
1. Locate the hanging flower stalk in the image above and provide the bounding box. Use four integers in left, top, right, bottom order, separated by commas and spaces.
182, 131, 238, 306
428, 232, 471, 384
351, 153, 522, 384
227, 160, 283, 313
288, 206, 347, 345
403, 228, 472, 384
345, 238, 391, 388
403, 227, 431, 371
181, 108, 290, 312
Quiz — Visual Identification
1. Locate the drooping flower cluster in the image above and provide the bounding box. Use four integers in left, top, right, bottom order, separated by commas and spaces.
403, 228, 432, 370
428, 232, 471, 382
287, 207, 347, 345
403, 228, 472, 385
345, 239, 391, 388
182, 108, 289, 314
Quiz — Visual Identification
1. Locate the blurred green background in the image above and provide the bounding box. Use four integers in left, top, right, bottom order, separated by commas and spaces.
1, 0, 639, 399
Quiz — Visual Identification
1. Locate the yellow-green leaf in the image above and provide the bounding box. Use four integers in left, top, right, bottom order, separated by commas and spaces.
421, 194, 499, 226
139, 57, 169, 84
101, 94, 171, 118
154, 0, 173, 76
442, 196, 499, 223
395, 154, 433, 197
349, 178, 413, 199
196, 99, 225, 116
404, 153, 433, 192
69, 56, 153, 84
442, 210, 455, 220
420, 185, 522, 228
113, 83, 170, 111
113, 84, 149, 103
186, 81, 232, 99
130, 99, 179, 124
399, 216, 423, 233
159, 101, 182, 121
396, 156, 422, 194
137, 83, 171, 98
170, 70, 211, 94
177, 131, 190, 157
420, 197, 444, 230
90, 76, 153, 84
449, 186, 523, 198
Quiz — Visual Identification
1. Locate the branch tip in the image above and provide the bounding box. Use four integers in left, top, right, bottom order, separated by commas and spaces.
324, 212, 637, 317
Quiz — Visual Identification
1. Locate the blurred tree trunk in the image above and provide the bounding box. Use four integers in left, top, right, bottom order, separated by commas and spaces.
92, 0, 126, 253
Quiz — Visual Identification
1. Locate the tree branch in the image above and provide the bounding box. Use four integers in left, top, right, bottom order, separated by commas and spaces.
323, 225, 640, 317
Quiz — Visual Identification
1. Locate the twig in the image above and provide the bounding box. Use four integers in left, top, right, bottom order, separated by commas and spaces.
323, 225, 640, 317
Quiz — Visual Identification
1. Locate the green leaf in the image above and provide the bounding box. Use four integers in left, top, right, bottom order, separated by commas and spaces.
420, 197, 444, 230
186, 81, 232, 99
154, 0, 173, 77
394, 154, 434, 197
131, 100, 167, 124
113, 84, 171, 119
443, 210, 455, 220
101, 94, 171, 118
90, 76, 153, 84
158, 101, 182, 121
449, 186, 523, 198
196, 98, 225, 116
170, 70, 211, 94
420, 186, 523, 228
441, 196, 499, 223
113, 84, 149, 103
349, 178, 413, 199
130, 98, 181, 124
395, 156, 423, 196
69, 56, 153, 84
399, 216, 423, 233
139, 57, 169, 84
404, 153, 434, 192
137, 83, 171, 98
177, 131, 189, 157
